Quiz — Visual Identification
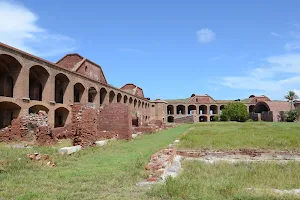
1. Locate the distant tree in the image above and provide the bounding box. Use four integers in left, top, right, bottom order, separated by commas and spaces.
220, 102, 248, 122
284, 91, 299, 110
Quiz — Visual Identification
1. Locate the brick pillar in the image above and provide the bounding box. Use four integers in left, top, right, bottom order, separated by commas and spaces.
14, 66, 29, 99
43, 73, 55, 102
64, 81, 73, 105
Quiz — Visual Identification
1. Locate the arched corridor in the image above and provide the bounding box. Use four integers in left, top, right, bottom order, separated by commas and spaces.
0, 102, 21, 129
167, 105, 174, 115
29, 65, 49, 101
88, 87, 97, 103
55, 73, 69, 104
249, 105, 255, 113
0, 54, 22, 98
167, 116, 174, 122
55, 107, 69, 127
177, 105, 186, 115
199, 116, 207, 122
29, 105, 49, 114
100, 88, 107, 105
188, 105, 196, 114
199, 105, 207, 115
210, 105, 218, 114
109, 91, 115, 103
74, 83, 85, 103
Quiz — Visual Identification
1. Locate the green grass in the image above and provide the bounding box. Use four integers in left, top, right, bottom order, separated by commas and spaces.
0, 124, 191, 200
178, 122, 300, 150
149, 160, 300, 200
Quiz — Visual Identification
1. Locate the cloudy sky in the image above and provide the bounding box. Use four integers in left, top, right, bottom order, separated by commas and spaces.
1, 0, 300, 100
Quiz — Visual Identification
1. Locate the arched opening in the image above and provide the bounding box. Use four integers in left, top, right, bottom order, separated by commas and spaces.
199, 105, 207, 114
109, 91, 115, 103
74, 83, 85, 103
55, 107, 69, 127
210, 116, 215, 121
210, 105, 218, 114
132, 115, 138, 126
117, 93, 122, 103
129, 97, 133, 104
138, 100, 141, 108
0, 102, 21, 129
167, 105, 174, 115
88, 87, 97, 103
199, 116, 207, 122
220, 105, 225, 114
29, 105, 49, 114
167, 116, 174, 123
124, 95, 128, 104
142, 102, 144, 108
55, 73, 69, 104
254, 102, 270, 113
249, 105, 255, 113
134, 99, 137, 108
29, 65, 49, 101
0, 55, 22, 98
188, 105, 196, 114
177, 105, 186, 115
100, 88, 107, 105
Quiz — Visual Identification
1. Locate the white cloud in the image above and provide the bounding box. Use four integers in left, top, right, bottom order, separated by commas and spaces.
0, 1, 77, 57
271, 32, 282, 37
221, 53, 300, 99
284, 41, 300, 51
197, 28, 216, 44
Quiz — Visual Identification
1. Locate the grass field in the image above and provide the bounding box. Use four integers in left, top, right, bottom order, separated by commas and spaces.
177, 122, 300, 150
0, 125, 191, 200
1, 122, 300, 199
149, 161, 300, 200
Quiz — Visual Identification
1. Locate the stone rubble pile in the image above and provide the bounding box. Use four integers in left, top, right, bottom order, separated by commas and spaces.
26, 153, 56, 167
145, 147, 177, 182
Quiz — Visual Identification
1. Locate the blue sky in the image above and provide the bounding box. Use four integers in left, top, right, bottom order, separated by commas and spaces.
1, 0, 300, 100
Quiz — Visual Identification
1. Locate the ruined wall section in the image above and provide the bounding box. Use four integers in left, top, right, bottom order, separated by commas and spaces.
76, 60, 107, 84
98, 103, 132, 140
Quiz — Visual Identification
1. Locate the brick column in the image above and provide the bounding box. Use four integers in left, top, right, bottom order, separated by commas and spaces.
43, 73, 55, 102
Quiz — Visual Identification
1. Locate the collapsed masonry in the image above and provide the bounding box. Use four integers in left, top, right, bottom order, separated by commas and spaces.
0, 103, 167, 147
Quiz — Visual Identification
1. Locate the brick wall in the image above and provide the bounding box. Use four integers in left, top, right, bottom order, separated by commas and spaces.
174, 115, 196, 123
98, 103, 132, 140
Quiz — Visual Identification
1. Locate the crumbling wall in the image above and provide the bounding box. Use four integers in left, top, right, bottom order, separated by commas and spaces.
98, 103, 132, 140
0, 111, 56, 145
174, 115, 195, 123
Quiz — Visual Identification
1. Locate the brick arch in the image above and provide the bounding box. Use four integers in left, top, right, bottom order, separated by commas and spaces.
209, 105, 218, 114
129, 97, 133, 104
138, 100, 141, 108
29, 104, 49, 114
55, 73, 70, 104
29, 65, 50, 101
55, 107, 70, 127
88, 87, 97, 103
199, 105, 208, 114
0, 101, 21, 129
117, 93, 122, 103
74, 83, 85, 103
188, 105, 197, 114
0, 54, 22, 98
254, 102, 270, 113
109, 90, 115, 103
134, 99, 137, 107
167, 105, 174, 115
142, 102, 144, 108
176, 105, 186, 115
123, 95, 128, 104
100, 87, 107, 105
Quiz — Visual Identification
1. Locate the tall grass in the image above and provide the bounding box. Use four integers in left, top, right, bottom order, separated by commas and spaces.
149, 160, 300, 200
178, 122, 300, 150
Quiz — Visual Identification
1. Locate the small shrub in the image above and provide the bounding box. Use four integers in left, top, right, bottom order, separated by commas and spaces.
285, 109, 300, 122
212, 115, 220, 122
220, 102, 248, 122
246, 118, 254, 122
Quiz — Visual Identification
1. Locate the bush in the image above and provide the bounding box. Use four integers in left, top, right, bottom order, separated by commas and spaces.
212, 115, 220, 122
285, 109, 300, 122
220, 102, 248, 122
